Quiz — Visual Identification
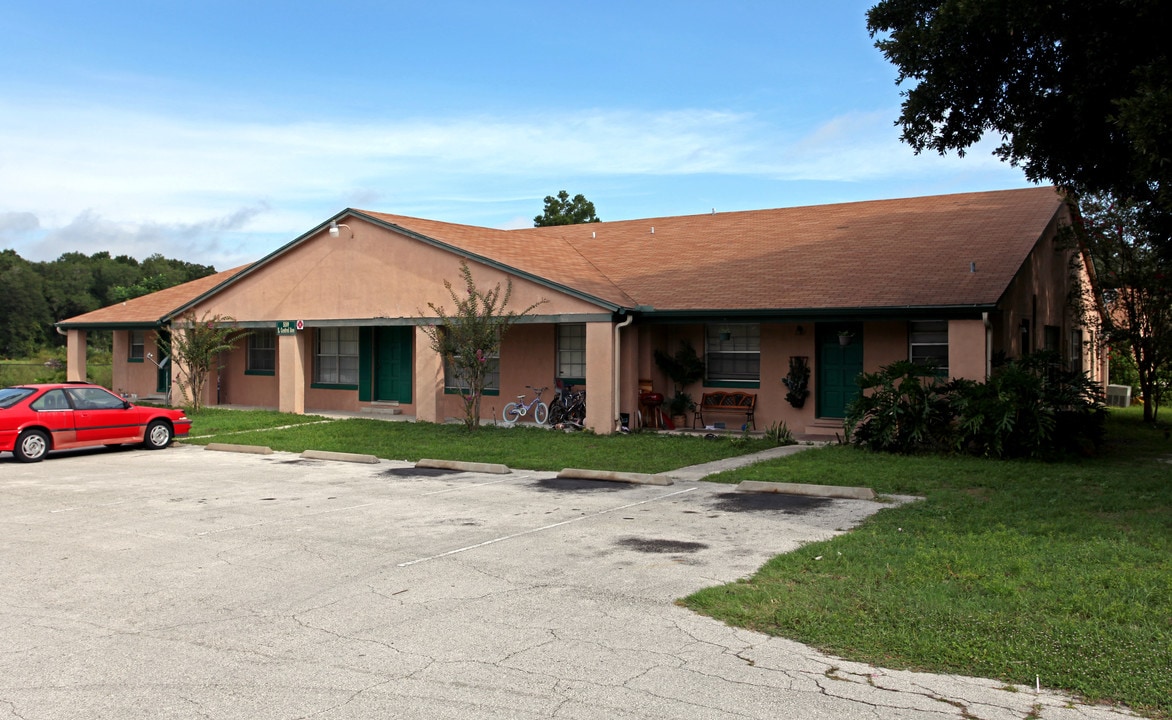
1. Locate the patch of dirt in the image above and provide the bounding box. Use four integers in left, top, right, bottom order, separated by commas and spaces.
381, 467, 461, 477
708, 492, 832, 514
617, 537, 709, 553
533, 478, 627, 493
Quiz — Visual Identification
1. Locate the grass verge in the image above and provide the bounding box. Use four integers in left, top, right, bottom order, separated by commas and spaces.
182, 407, 775, 473
682, 407, 1171, 718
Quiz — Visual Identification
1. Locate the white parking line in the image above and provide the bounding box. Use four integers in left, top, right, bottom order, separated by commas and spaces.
396, 486, 698, 567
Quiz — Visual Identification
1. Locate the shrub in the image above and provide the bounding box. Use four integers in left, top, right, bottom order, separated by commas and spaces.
847, 353, 1105, 459
846, 361, 953, 454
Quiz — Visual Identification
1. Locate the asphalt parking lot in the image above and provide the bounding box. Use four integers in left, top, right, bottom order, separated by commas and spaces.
0, 445, 1135, 719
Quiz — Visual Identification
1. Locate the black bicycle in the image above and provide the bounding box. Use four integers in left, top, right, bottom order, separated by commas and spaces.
548, 384, 586, 429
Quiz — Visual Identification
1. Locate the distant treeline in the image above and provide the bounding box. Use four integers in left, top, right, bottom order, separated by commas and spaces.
0, 249, 216, 358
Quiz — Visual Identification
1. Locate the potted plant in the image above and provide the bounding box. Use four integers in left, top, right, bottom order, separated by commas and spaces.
838, 330, 855, 346
654, 340, 705, 427
782, 355, 810, 408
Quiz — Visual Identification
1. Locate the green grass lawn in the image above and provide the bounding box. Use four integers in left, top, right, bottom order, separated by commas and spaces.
182, 407, 776, 473
683, 407, 1171, 718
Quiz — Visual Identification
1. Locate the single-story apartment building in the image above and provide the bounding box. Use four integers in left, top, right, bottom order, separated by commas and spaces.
57, 186, 1106, 436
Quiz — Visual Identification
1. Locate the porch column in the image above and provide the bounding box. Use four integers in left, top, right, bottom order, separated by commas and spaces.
585, 321, 616, 435
414, 326, 444, 423
65, 329, 87, 381
278, 332, 305, 414
948, 319, 988, 381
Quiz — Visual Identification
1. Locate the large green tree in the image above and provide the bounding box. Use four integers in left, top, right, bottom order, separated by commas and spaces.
0, 250, 53, 357
533, 190, 601, 227
867, 0, 1172, 226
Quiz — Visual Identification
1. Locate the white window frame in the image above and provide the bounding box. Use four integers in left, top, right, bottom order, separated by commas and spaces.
909, 320, 949, 376
128, 330, 145, 362
556, 324, 586, 384
247, 329, 276, 374
705, 323, 760, 384
314, 327, 359, 386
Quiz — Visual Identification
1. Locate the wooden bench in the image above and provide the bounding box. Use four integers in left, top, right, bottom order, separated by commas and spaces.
692, 391, 757, 430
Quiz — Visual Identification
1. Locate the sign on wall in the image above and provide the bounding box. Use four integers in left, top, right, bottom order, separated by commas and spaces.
276, 320, 302, 335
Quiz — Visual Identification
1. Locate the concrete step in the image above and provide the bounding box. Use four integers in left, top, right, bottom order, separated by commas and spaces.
799, 420, 846, 442
361, 404, 402, 417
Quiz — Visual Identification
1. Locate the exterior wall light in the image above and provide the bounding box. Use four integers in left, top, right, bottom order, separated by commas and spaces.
329, 221, 353, 239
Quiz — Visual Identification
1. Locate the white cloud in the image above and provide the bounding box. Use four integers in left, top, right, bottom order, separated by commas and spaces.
0, 97, 1027, 267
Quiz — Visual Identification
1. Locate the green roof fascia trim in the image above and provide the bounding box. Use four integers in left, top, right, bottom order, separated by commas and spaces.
638, 305, 999, 323
54, 320, 166, 331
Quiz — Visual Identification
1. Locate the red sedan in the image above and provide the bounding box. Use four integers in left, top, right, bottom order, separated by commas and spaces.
0, 382, 192, 462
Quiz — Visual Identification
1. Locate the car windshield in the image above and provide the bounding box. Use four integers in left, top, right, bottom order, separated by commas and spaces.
0, 387, 36, 409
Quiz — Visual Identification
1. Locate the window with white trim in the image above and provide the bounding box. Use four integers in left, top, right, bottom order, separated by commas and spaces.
909, 320, 949, 375
1069, 329, 1084, 373
705, 324, 760, 383
128, 330, 145, 361
314, 327, 359, 385
557, 324, 586, 383
444, 351, 500, 394
247, 329, 276, 374
441, 328, 500, 394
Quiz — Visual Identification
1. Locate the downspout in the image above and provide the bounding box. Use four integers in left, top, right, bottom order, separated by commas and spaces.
614, 313, 634, 431
982, 312, 992, 379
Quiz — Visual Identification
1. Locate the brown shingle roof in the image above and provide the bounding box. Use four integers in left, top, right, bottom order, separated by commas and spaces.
364, 187, 1063, 312
57, 265, 249, 327
60, 187, 1064, 327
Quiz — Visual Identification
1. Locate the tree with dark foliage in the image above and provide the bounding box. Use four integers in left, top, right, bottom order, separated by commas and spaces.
533, 190, 601, 226
867, 0, 1172, 232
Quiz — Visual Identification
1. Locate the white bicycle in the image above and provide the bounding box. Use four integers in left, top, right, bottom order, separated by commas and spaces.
502, 386, 549, 425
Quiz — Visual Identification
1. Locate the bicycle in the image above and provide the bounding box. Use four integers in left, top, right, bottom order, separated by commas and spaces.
548, 384, 586, 429
502, 386, 549, 425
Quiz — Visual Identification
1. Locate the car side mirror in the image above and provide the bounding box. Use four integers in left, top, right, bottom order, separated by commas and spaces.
122, 400, 132, 410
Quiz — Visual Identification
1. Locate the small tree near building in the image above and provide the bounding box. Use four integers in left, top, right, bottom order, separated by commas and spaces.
166, 312, 246, 412
421, 262, 546, 430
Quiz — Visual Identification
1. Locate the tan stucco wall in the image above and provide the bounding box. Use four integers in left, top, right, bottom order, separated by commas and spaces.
191, 219, 602, 323
66, 330, 86, 382
585, 321, 617, 433
949, 319, 988, 380
863, 321, 907, 374
995, 214, 1077, 357
110, 330, 167, 399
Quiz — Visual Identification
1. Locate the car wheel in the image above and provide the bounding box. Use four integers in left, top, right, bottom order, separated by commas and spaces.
144, 420, 173, 450
14, 429, 50, 463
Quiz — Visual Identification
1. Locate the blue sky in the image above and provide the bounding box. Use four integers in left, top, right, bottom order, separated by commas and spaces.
0, 1, 1035, 270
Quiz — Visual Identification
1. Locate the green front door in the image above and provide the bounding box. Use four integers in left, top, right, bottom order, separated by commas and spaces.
817, 324, 863, 418
374, 327, 413, 403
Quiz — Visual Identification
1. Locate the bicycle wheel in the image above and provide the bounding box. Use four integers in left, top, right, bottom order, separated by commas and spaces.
547, 401, 565, 426
533, 401, 549, 425
503, 402, 522, 423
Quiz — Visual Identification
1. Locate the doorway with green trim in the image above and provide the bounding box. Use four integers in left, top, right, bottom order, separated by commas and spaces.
373, 326, 413, 403
817, 323, 863, 418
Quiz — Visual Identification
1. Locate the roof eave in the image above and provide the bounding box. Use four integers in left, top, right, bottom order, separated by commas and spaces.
636, 305, 1000, 322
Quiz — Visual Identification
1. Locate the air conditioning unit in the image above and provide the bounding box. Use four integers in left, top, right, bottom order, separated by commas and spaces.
1106, 384, 1132, 408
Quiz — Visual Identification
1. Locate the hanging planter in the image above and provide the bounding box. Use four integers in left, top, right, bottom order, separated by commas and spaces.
838, 331, 855, 347
782, 356, 810, 408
